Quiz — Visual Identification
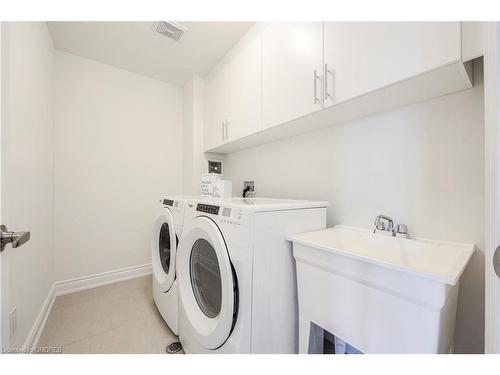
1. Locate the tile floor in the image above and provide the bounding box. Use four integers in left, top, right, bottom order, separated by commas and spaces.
37, 275, 179, 354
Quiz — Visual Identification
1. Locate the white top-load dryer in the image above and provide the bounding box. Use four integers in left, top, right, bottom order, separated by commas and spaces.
152, 196, 197, 335
177, 197, 330, 353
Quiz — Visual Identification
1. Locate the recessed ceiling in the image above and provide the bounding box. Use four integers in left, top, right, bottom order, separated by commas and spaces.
47, 21, 254, 86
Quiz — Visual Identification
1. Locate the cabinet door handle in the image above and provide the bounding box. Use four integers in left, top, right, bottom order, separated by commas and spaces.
225, 120, 229, 141
324, 64, 333, 101
313, 69, 321, 105
221, 120, 225, 141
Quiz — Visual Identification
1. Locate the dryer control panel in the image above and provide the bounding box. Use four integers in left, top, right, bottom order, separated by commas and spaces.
161, 198, 181, 211
163, 199, 174, 207
196, 203, 220, 215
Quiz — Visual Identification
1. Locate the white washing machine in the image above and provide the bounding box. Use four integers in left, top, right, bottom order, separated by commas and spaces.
177, 197, 330, 353
152, 196, 196, 335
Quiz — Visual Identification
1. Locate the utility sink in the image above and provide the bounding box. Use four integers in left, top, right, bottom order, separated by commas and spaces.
288, 225, 474, 354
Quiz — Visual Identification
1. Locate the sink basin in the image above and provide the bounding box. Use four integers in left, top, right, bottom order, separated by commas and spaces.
288, 225, 475, 354
289, 225, 474, 285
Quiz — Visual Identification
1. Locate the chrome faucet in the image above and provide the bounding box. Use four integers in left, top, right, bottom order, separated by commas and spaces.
373, 215, 395, 235
373, 215, 410, 238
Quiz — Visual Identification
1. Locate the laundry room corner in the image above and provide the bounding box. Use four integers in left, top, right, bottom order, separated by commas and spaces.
182, 75, 225, 196
52, 50, 184, 283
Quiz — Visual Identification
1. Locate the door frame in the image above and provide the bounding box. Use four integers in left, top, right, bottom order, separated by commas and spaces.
484, 21, 500, 354
0, 21, 10, 350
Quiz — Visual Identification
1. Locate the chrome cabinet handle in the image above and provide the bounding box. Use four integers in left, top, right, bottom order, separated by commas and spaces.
221, 120, 225, 141
225, 120, 229, 141
494, 245, 500, 278
0, 225, 30, 252
313, 69, 321, 105
324, 64, 333, 100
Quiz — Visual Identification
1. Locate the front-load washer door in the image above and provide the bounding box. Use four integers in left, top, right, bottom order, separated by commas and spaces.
178, 216, 236, 349
152, 208, 177, 292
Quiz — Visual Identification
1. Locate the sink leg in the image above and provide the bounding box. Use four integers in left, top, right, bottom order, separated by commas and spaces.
299, 317, 325, 354
299, 316, 309, 353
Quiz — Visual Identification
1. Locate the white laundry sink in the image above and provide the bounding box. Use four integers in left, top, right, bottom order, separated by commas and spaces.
288, 225, 474, 354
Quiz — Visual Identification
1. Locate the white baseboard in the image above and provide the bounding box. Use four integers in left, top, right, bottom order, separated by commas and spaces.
23, 263, 152, 350
23, 283, 56, 351
55, 263, 152, 296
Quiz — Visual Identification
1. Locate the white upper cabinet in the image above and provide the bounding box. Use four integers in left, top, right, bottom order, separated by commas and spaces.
205, 22, 475, 154
204, 27, 262, 151
262, 23, 323, 130
204, 63, 227, 151
323, 22, 464, 108
224, 32, 262, 142
461, 22, 484, 62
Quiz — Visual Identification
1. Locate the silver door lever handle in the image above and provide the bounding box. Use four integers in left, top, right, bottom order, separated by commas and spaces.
0, 225, 30, 252
494, 245, 500, 278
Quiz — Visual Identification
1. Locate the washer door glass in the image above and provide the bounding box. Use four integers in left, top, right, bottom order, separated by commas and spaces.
159, 222, 172, 274
190, 239, 222, 318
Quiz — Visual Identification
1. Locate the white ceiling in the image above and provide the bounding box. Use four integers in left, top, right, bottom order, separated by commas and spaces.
48, 22, 254, 86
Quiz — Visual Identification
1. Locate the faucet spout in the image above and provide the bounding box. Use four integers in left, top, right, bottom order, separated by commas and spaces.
373, 215, 395, 235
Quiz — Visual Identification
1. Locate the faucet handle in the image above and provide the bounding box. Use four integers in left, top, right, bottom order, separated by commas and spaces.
396, 224, 409, 238
397, 224, 408, 234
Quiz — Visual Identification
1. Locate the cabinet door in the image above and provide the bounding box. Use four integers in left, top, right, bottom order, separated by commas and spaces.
204, 66, 227, 150
323, 22, 461, 108
225, 31, 262, 142
262, 23, 323, 129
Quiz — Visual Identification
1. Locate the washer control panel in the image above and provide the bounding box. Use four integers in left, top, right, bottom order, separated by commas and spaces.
196, 203, 220, 215
221, 207, 243, 226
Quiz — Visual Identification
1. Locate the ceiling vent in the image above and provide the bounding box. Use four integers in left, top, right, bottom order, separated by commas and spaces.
154, 21, 188, 41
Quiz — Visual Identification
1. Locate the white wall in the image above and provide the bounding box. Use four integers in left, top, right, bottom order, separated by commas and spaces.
224, 62, 485, 353
53, 51, 183, 282
183, 76, 207, 195
182, 78, 194, 193
2, 22, 54, 348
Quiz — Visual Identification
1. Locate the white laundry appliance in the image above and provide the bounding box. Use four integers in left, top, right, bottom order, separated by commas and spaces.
152, 196, 196, 335
177, 197, 330, 353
